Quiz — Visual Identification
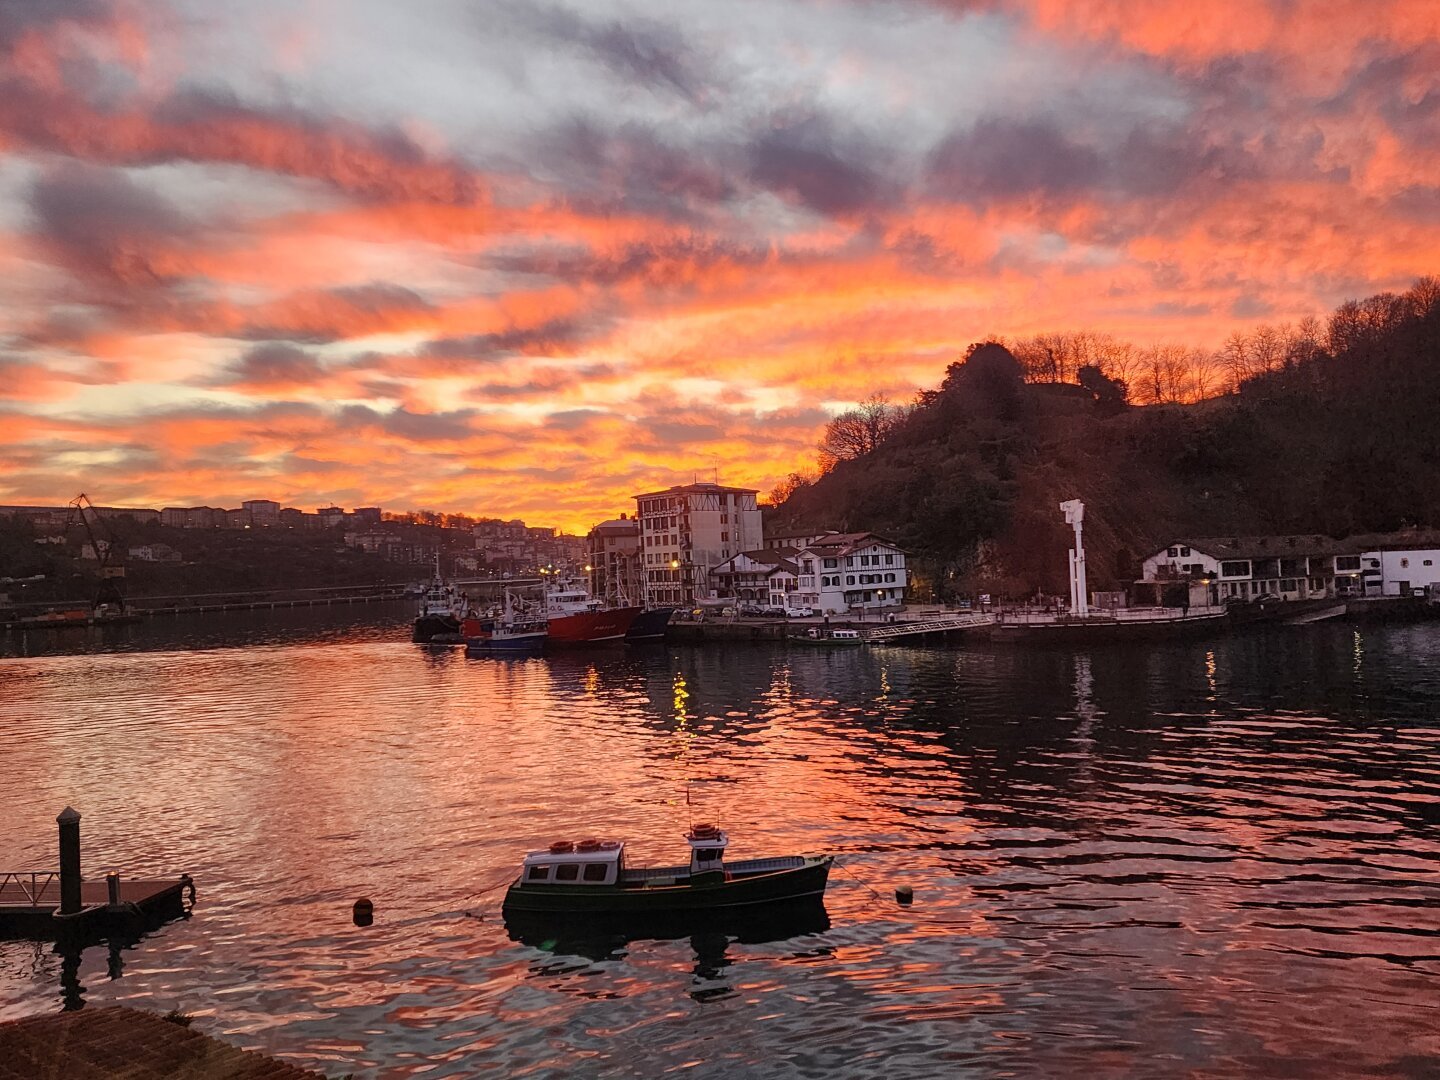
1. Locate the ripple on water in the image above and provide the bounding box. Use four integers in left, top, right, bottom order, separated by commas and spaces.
2, 614, 1440, 1076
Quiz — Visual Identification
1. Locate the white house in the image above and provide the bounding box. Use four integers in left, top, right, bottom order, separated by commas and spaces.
710, 549, 801, 607
1137, 535, 1363, 606
1366, 545, 1440, 596
795, 532, 909, 614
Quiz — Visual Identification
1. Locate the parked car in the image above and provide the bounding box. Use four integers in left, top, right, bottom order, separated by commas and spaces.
785, 606, 813, 618
739, 604, 765, 617
761, 605, 787, 618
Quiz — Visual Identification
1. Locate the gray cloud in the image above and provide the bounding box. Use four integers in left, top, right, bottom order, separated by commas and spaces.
748, 114, 895, 216
219, 343, 326, 388
508, 2, 719, 103
28, 163, 193, 283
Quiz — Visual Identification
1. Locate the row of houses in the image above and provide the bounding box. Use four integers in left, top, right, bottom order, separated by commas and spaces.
1136, 532, 1440, 605
160, 501, 383, 530
587, 483, 911, 615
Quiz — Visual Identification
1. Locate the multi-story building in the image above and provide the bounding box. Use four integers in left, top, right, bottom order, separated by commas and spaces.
242, 499, 281, 526
710, 549, 801, 607
587, 516, 642, 603
633, 483, 763, 606
796, 532, 910, 613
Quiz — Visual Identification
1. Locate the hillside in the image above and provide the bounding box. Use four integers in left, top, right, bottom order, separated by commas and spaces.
767, 279, 1440, 599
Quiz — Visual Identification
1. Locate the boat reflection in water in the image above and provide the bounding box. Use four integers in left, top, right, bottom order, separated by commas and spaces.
504, 899, 831, 970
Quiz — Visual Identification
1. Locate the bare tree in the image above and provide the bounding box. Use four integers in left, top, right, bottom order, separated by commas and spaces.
817, 393, 908, 470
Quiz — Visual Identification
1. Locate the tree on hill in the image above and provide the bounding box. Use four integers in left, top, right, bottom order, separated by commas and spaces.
767, 275, 1440, 599
817, 393, 909, 471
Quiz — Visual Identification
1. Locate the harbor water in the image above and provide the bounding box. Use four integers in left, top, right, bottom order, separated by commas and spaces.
2, 606, 1438, 1077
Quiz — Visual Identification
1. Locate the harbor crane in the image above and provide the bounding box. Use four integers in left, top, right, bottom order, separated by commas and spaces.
66, 494, 128, 614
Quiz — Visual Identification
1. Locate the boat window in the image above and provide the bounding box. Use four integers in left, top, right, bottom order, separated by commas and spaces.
526, 864, 551, 881
554, 864, 580, 881
582, 863, 609, 882
697, 847, 721, 862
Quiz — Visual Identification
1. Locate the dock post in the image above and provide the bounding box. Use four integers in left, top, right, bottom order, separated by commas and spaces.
57, 807, 81, 916
106, 871, 121, 906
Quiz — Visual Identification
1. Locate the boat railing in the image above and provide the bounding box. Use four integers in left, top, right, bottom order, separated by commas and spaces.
621, 864, 690, 882
726, 856, 807, 873
0, 871, 59, 907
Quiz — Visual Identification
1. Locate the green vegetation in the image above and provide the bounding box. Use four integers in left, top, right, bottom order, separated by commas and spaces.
767, 278, 1440, 600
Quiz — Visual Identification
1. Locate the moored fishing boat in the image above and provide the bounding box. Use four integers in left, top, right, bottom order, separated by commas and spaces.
624, 606, 675, 643
412, 558, 469, 644
545, 580, 641, 644
501, 824, 832, 916
464, 589, 547, 653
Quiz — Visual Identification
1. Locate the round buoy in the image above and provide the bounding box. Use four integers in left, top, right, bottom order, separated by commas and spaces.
895, 885, 914, 905
353, 897, 374, 926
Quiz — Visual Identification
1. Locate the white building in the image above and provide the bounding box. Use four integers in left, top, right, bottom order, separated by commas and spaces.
633, 482, 763, 607
710, 549, 801, 607
794, 532, 909, 614
1366, 545, 1440, 596
1138, 535, 1362, 606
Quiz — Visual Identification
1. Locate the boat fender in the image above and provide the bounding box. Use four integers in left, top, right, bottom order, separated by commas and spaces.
353, 897, 374, 926
576, 838, 602, 853
598, 840, 621, 851
895, 885, 914, 905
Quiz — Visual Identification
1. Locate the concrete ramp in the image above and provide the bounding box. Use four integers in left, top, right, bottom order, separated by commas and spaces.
1285, 604, 1348, 624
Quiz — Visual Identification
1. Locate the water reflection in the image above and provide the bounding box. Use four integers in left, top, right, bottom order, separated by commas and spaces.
2, 609, 1439, 1077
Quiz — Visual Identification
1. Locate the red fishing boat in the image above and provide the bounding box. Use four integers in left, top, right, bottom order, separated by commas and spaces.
545, 580, 641, 644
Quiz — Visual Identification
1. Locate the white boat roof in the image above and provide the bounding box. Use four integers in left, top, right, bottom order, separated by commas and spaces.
523, 842, 626, 865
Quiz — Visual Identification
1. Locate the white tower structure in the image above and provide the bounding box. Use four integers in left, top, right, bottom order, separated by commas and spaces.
1060, 499, 1089, 618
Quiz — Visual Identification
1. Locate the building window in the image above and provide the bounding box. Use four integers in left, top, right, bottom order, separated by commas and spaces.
1281, 579, 1297, 591
1221, 561, 1250, 578
846, 575, 855, 585
1168, 547, 1178, 557
555, 864, 580, 881
885, 573, 895, 582
823, 558, 837, 569
1335, 555, 1361, 571
1180, 547, 1191, 556
884, 554, 894, 566
721, 532, 728, 542
1401, 558, 1410, 568
1426, 560, 1434, 566
583, 863, 609, 882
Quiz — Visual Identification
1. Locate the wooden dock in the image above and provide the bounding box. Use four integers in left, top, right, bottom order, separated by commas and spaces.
0, 809, 194, 941
0, 873, 193, 939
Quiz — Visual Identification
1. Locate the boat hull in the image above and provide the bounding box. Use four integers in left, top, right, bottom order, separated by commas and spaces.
548, 606, 642, 645
502, 855, 832, 915
624, 606, 674, 643
412, 614, 462, 643
466, 632, 546, 653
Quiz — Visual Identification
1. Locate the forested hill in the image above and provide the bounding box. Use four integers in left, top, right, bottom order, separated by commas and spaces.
766, 279, 1440, 599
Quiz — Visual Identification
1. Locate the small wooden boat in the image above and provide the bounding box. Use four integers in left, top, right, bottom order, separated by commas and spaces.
794, 627, 863, 646
501, 825, 832, 916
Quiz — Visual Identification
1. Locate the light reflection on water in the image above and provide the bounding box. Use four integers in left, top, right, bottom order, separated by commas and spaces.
1, 608, 1439, 1077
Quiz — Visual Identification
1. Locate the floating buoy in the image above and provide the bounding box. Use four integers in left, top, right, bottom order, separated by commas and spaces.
895, 885, 914, 905
353, 897, 374, 926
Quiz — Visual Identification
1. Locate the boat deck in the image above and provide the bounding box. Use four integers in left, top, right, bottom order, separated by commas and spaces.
620, 855, 808, 886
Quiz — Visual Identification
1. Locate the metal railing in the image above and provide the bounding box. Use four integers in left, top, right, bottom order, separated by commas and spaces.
0, 871, 59, 906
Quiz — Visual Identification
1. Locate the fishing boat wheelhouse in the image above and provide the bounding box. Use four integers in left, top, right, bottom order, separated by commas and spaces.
503, 826, 832, 915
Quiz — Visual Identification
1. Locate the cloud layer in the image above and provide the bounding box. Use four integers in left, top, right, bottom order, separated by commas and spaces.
2, 0, 1437, 529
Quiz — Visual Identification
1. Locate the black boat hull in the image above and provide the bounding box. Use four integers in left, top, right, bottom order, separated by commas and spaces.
412, 614, 462, 643
502, 856, 832, 916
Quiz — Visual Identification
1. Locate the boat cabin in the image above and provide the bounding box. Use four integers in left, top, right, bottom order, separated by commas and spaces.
687, 823, 729, 879
521, 839, 626, 886
830, 629, 860, 641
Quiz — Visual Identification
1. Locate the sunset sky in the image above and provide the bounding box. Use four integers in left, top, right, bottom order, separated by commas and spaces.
2, 0, 1437, 532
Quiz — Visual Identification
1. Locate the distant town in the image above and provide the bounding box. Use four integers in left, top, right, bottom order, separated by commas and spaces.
4, 484, 1439, 619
